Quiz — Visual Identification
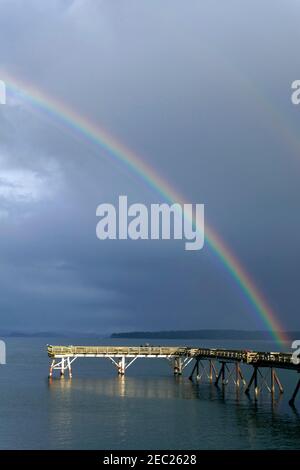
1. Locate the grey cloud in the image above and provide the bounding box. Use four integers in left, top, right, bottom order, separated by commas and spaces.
0, 0, 299, 333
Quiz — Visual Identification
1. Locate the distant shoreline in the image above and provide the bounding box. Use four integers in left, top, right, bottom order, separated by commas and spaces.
0, 329, 297, 341
111, 330, 298, 340
0, 332, 107, 338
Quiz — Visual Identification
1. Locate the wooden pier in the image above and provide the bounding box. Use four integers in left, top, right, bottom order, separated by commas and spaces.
47, 345, 300, 407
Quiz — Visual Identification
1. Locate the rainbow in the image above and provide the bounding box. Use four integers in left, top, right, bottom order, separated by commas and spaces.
0, 71, 289, 344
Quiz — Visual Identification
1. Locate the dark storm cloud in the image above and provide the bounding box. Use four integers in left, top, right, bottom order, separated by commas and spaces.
0, 0, 300, 333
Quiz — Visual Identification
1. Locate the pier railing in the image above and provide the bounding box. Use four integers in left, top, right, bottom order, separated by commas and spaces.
48, 345, 190, 357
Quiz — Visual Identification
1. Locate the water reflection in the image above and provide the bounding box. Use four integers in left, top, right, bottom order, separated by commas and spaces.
47, 374, 299, 410
48, 375, 200, 400
45, 375, 300, 449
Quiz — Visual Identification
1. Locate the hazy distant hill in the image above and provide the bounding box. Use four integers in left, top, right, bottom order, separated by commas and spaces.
0, 331, 106, 338
111, 330, 297, 340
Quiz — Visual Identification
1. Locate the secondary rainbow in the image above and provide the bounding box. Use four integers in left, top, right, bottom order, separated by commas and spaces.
0, 72, 289, 344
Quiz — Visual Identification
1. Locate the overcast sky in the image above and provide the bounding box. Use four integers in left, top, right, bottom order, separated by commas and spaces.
0, 0, 300, 334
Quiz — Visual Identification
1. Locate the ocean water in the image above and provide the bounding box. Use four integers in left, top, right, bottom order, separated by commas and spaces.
0, 337, 299, 450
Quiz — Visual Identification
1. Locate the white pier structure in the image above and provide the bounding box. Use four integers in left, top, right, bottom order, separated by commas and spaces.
47, 345, 300, 406
48, 345, 193, 378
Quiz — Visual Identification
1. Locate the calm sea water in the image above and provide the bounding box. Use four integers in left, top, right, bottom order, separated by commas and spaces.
0, 337, 299, 450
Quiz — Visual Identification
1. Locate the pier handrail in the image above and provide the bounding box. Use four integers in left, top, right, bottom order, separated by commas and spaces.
47, 345, 189, 357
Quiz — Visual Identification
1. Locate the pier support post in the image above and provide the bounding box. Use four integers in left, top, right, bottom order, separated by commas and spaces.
215, 362, 226, 386
245, 367, 283, 397
49, 360, 55, 378
221, 362, 226, 385
235, 363, 240, 387
271, 368, 275, 395
209, 360, 218, 382
60, 357, 65, 377
108, 355, 138, 376
235, 363, 246, 387
118, 356, 126, 376
215, 362, 245, 388
173, 357, 183, 375
274, 369, 284, 394
245, 366, 258, 396
209, 360, 213, 382
289, 377, 300, 407
189, 358, 218, 383
67, 357, 72, 378
48, 356, 75, 379
196, 358, 200, 379
189, 358, 198, 380
254, 366, 258, 395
